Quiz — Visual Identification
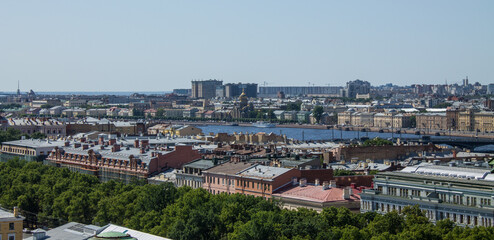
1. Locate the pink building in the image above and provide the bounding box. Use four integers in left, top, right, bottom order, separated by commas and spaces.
202, 162, 254, 195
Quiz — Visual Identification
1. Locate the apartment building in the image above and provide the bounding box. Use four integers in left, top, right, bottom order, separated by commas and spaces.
360, 163, 494, 227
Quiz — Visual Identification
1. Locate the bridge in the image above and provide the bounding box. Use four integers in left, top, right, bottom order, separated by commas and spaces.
405, 137, 494, 151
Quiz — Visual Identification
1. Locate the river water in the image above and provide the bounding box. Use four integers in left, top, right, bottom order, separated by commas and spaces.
198, 125, 441, 141
197, 125, 494, 152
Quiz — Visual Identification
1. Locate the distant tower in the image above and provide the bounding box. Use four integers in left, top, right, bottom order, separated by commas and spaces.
17, 80, 21, 95
463, 76, 469, 86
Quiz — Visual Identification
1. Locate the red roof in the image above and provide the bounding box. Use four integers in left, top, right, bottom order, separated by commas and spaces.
273, 185, 361, 203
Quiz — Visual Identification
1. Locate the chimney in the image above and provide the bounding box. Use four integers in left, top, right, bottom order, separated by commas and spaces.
140, 148, 146, 154
315, 178, 320, 186
13, 206, 19, 218
343, 187, 351, 200
330, 180, 337, 188
82, 144, 89, 150
453, 150, 457, 158
80, 137, 86, 143
112, 144, 120, 152
322, 181, 330, 189
299, 178, 307, 187
100, 145, 105, 150
74, 143, 81, 148
292, 177, 298, 186
98, 135, 105, 145
109, 137, 117, 146
64, 141, 70, 147
140, 139, 149, 149
134, 138, 139, 148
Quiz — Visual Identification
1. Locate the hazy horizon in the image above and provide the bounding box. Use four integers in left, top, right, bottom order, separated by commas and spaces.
1, 1, 493, 92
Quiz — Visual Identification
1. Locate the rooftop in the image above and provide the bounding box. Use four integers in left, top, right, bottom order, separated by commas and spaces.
204, 161, 255, 175
274, 185, 360, 203
2, 139, 66, 149
238, 165, 293, 180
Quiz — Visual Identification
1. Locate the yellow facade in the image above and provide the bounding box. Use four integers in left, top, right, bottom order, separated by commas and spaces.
0, 218, 23, 240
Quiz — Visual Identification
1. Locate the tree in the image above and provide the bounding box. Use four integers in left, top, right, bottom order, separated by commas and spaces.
312, 106, 324, 123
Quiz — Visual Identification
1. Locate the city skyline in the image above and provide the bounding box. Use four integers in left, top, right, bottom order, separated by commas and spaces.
1, 1, 493, 91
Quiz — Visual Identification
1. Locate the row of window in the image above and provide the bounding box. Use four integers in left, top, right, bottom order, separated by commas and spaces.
3, 147, 36, 156
205, 176, 271, 191
382, 185, 492, 207
362, 200, 494, 227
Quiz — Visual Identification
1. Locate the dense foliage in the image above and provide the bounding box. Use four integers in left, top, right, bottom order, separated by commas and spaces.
0, 128, 46, 143
1, 159, 494, 240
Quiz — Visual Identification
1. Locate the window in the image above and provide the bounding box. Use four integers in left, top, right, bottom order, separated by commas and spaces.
8, 233, 15, 240
9, 222, 14, 230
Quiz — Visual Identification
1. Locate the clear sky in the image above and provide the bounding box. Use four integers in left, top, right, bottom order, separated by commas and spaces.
1, 1, 493, 92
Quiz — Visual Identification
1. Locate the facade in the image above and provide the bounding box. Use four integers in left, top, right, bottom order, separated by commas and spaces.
343, 79, 371, 98
360, 164, 494, 227
1, 139, 66, 162
416, 110, 458, 131
1, 118, 66, 137
203, 162, 255, 195
175, 159, 216, 189
45, 138, 202, 183
0, 207, 24, 240
457, 110, 494, 132
191, 80, 223, 99
162, 125, 203, 136
224, 83, 258, 98
234, 165, 300, 199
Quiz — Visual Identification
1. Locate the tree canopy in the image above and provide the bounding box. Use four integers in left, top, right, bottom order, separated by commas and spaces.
0, 158, 493, 240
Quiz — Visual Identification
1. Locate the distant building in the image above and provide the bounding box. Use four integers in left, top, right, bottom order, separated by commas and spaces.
175, 159, 216, 189
46, 137, 202, 183
203, 161, 256, 195
1, 138, 66, 162
487, 84, 494, 95
191, 80, 223, 99
360, 164, 494, 227
225, 83, 258, 98
343, 79, 371, 98
273, 180, 361, 212
259, 86, 342, 97
1, 118, 66, 137
172, 88, 192, 96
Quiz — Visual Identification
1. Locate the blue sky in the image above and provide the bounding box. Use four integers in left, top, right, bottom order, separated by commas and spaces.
1, 1, 493, 91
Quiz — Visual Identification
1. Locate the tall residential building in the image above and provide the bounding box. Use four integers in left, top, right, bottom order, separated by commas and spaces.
343, 79, 371, 98
225, 83, 258, 98
487, 84, 494, 95
191, 80, 223, 99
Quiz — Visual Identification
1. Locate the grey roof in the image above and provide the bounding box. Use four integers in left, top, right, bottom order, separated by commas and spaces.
183, 159, 215, 170
25, 222, 105, 240
0, 208, 25, 221
62, 145, 171, 164
2, 139, 66, 149
238, 165, 292, 180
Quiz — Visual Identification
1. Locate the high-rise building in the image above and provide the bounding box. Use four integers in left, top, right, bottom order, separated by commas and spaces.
487, 84, 494, 95
343, 79, 371, 98
225, 83, 258, 98
191, 80, 223, 99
